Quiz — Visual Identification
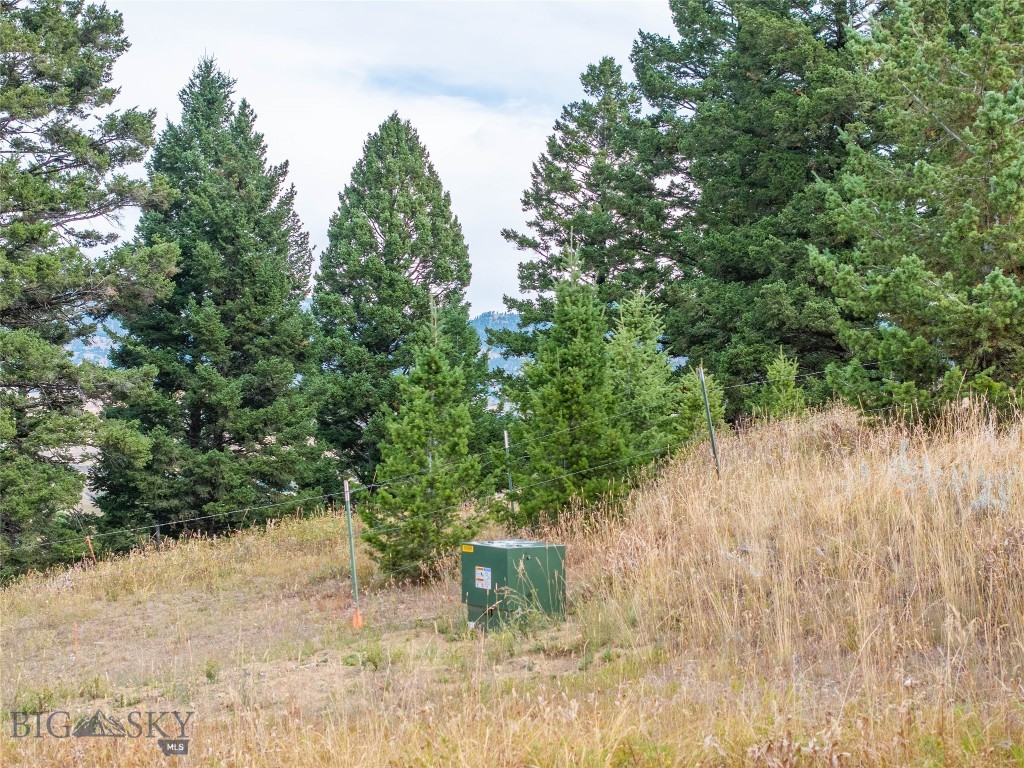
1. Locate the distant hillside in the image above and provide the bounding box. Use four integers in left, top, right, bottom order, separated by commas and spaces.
67, 321, 119, 366
469, 310, 520, 338
69, 314, 527, 374
470, 311, 525, 375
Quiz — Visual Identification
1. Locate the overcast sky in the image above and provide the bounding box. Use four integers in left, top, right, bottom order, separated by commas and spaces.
105, 0, 675, 313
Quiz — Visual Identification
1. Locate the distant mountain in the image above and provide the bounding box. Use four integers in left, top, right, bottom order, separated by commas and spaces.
67, 321, 120, 366
68, 313, 528, 374
470, 311, 525, 375
469, 310, 520, 339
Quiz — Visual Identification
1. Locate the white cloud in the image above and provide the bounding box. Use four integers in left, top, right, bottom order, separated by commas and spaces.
107, 0, 675, 312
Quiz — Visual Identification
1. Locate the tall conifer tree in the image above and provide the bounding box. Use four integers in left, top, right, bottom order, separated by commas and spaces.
493, 57, 675, 364
814, 0, 1024, 410
513, 263, 626, 525
632, 1, 874, 410
0, 0, 176, 575
492, 57, 675, 360
94, 59, 320, 545
313, 113, 482, 484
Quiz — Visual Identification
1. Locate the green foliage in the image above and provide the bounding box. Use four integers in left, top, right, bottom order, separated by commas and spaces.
93, 59, 321, 547
753, 349, 807, 420
313, 113, 482, 484
512, 265, 627, 525
0, 0, 176, 577
633, 0, 866, 412
492, 57, 674, 361
360, 319, 485, 578
813, 0, 1024, 411
607, 293, 687, 462
678, 368, 725, 444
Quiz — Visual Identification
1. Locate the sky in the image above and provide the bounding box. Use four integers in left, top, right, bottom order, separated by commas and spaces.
105, 0, 676, 314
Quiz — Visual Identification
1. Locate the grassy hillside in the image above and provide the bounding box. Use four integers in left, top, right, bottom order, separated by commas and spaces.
2, 406, 1023, 766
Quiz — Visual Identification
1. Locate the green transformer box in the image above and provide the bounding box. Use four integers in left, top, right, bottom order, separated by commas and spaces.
460, 539, 566, 630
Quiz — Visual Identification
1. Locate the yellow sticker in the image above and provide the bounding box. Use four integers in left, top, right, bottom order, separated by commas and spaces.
461, 544, 474, 553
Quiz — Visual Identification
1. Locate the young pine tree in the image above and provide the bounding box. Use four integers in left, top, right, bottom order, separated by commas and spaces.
513, 265, 626, 525
753, 350, 807, 420
313, 113, 482, 485
361, 318, 484, 579
607, 292, 686, 464
94, 59, 321, 547
0, 0, 176, 576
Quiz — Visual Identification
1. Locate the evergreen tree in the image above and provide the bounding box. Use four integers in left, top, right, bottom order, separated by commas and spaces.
607, 292, 686, 461
813, 0, 1024, 410
632, 0, 874, 411
361, 318, 484, 579
492, 57, 674, 360
753, 349, 807, 419
435, 300, 499, 460
313, 113, 482, 484
93, 59, 320, 546
0, 0, 176, 576
513, 264, 626, 525
678, 368, 726, 443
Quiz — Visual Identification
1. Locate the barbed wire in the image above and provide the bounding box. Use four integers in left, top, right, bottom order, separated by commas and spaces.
4, 433, 700, 635
14, 441, 712, 644
0, 489, 345, 557
341, 359, 885, 497
5, 390, 993, 636
0, 353, 922, 561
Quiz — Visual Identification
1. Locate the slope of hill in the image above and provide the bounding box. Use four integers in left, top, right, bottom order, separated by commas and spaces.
3, 406, 1022, 766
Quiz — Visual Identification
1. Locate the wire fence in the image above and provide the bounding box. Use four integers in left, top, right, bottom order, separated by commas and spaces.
0, 354, 928, 566
3, 376, 994, 638
3, 405, 721, 641
0, 396, 721, 560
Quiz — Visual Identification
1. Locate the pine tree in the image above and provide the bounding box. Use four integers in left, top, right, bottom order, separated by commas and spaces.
313, 113, 482, 484
753, 349, 807, 419
632, 1, 874, 411
93, 59, 321, 546
812, 0, 1024, 411
0, 0, 176, 576
513, 264, 626, 525
607, 292, 686, 462
492, 57, 675, 361
436, 300, 506, 473
361, 318, 484, 578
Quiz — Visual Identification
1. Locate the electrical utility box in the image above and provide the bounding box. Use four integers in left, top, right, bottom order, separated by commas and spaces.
460, 540, 566, 630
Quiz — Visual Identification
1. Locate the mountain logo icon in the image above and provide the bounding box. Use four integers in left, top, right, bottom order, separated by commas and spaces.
73, 711, 127, 738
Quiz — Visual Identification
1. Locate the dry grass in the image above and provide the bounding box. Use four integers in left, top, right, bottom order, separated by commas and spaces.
2, 405, 1023, 766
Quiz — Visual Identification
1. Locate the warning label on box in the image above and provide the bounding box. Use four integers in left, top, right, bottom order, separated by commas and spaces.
474, 565, 492, 590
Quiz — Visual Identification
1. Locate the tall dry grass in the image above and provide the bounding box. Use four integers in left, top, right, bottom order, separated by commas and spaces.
2, 405, 1023, 766
566, 404, 1024, 671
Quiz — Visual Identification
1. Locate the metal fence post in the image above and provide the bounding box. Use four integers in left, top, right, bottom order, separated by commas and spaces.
698, 366, 722, 480
504, 430, 516, 520
344, 479, 363, 629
